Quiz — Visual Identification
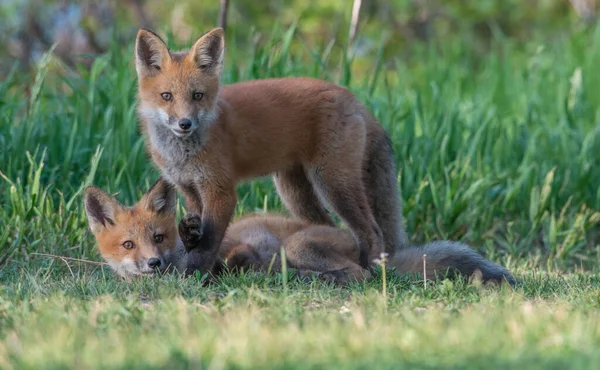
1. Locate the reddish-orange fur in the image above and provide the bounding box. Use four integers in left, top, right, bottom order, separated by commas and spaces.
135, 28, 407, 271
85, 180, 517, 285
94, 208, 176, 263
83, 181, 183, 277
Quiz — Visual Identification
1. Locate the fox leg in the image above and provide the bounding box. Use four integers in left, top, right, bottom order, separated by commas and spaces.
183, 184, 237, 275
362, 128, 409, 254
178, 213, 220, 276
307, 166, 384, 268
292, 269, 364, 285
285, 231, 372, 285
274, 164, 334, 226
223, 244, 262, 272
179, 183, 203, 215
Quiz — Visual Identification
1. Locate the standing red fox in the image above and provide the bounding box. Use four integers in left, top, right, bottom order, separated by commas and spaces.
135, 27, 406, 270
84, 179, 517, 285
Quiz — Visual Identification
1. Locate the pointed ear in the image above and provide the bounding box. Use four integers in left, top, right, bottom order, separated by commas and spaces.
143, 178, 177, 215
135, 29, 170, 77
189, 28, 225, 76
84, 187, 122, 234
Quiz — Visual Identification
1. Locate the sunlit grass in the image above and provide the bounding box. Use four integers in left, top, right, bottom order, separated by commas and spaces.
2, 268, 600, 369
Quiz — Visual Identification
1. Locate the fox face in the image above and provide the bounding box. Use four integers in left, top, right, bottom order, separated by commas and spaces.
84, 179, 180, 278
135, 28, 224, 141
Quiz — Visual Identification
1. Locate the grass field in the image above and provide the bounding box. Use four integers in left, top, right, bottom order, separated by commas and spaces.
1, 22, 600, 369
3, 270, 600, 369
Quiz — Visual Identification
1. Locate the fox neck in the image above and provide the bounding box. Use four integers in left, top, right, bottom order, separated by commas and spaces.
144, 104, 220, 164
147, 120, 205, 164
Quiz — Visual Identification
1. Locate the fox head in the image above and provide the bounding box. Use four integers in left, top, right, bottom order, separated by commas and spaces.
135, 28, 225, 141
84, 179, 182, 278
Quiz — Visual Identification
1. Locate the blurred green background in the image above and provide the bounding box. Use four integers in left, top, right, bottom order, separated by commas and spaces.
0, 0, 594, 74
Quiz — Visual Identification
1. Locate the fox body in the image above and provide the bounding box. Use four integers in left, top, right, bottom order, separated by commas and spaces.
212, 214, 517, 285
84, 180, 517, 285
134, 28, 406, 270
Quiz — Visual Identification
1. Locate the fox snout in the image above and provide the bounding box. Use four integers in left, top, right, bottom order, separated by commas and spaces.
168, 115, 199, 137
147, 257, 162, 269
178, 119, 192, 130
139, 257, 167, 274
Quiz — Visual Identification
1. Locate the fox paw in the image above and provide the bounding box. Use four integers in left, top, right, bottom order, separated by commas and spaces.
320, 268, 369, 286
319, 269, 351, 284
179, 213, 203, 251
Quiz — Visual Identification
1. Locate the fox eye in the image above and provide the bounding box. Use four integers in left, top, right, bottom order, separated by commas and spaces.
154, 234, 164, 243
123, 241, 135, 250
161, 92, 173, 101
192, 92, 203, 101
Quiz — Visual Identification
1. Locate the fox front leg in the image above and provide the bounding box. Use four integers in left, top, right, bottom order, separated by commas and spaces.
183, 184, 237, 275
180, 183, 204, 215
178, 213, 215, 276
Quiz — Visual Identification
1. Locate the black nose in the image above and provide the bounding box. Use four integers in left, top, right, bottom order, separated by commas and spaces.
148, 258, 161, 269
178, 119, 192, 130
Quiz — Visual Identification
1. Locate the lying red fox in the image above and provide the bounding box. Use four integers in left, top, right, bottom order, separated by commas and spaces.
84, 179, 517, 285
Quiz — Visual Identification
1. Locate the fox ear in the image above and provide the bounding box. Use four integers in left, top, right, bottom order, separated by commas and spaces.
143, 178, 177, 215
135, 29, 170, 77
84, 187, 122, 234
190, 28, 225, 76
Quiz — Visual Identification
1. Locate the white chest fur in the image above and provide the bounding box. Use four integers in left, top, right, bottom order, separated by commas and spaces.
148, 123, 207, 186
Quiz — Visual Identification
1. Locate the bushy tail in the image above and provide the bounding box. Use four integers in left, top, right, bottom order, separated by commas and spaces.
388, 240, 518, 286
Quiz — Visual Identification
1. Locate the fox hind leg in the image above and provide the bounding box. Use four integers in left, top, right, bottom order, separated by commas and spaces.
274, 164, 335, 226
362, 128, 409, 255
285, 233, 371, 285
306, 167, 383, 268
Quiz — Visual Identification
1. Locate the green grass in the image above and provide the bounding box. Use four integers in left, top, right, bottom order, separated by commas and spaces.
3, 269, 600, 369
1, 23, 600, 368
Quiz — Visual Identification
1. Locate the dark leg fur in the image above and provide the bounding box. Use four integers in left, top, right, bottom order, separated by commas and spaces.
178, 213, 220, 277
185, 185, 237, 276
224, 244, 262, 272
293, 268, 359, 285
274, 164, 335, 226
362, 130, 408, 255
285, 236, 371, 285
307, 168, 382, 268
